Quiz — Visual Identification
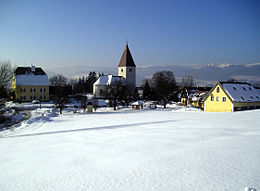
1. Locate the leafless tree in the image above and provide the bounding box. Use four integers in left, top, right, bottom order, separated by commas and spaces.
0, 61, 14, 98
49, 75, 68, 86
107, 81, 126, 111
181, 75, 194, 87
151, 71, 177, 108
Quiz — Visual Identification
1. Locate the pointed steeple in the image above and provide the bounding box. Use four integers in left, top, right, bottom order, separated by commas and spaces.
118, 44, 136, 67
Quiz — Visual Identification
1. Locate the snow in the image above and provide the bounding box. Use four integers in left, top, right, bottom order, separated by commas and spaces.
222, 83, 260, 102
0, 104, 260, 191
94, 75, 126, 86
15, 74, 49, 86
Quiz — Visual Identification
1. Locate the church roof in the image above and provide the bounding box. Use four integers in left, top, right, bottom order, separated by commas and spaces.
93, 75, 126, 86
118, 44, 136, 67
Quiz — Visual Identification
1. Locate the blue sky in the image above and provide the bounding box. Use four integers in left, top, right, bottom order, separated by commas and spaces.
0, 0, 259, 69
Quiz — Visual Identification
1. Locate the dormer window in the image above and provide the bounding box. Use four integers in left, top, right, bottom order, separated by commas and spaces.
233, 87, 237, 90
242, 87, 246, 91
216, 87, 220, 93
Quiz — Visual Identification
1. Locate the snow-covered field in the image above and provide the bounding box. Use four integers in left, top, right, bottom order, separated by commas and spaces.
0, 105, 260, 191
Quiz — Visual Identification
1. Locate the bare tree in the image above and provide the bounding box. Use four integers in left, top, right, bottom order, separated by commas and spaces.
151, 71, 177, 108
49, 75, 69, 114
107, 81, 126, 111
0, 61, 13, 98
49, 75, 68, 86
181, 75, 194, 87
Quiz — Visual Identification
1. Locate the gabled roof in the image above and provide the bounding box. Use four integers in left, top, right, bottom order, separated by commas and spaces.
220, 81, 260, 102
118, 44, 136, 67
14, 66, 49, 86
205, 81, 260, 103
93, 75, 126, 86
15, 67, 46, 75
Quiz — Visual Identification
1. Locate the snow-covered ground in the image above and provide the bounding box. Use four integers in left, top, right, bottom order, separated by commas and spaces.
0, 105, 259, 191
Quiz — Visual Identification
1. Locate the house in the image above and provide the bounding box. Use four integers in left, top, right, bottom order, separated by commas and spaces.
180, 86, 211, 108
93, 75, 126, 98
11, 66, 50, 102
191, 91, 208, 108
204, 81, 260, 112
93, 44, 136, 98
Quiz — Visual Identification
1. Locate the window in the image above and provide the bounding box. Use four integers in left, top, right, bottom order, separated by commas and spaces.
256, 96, 259, 99
242, 87, 246, 91
20, 96, 26, 101
241, 96, 245, 100
129, 68, 132, 72
20, 88, 26, 92
100, 89, 103, 95
40, 88, 45, 92
216, 96, 219, 102
222, 97, 226, 102
250, 96, 253, 99
40, 95, 45, 100
30, 88, 35, 92
233, 87, 237, 90
216, 87, 220, 93
249, 87, 252, 91
210, 95, 214, 101
121, 69, 123, 72
30, 95, 36, 100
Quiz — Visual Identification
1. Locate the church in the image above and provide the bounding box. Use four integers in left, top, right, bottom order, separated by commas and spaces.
93, 44, 136, 98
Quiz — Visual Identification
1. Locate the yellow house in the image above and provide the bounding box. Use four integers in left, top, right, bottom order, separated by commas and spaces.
11, 66, 50, 102
204, 81, 260, 112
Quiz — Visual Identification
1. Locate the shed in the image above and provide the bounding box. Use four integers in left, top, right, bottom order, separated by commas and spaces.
87, 102, 93, 112
132, 100, 143, 110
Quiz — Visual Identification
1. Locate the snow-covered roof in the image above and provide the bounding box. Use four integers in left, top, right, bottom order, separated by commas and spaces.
15, 74, 49, 86
132, 100, 144, 105
93, 75, 126, 86
221, 83, 260, 102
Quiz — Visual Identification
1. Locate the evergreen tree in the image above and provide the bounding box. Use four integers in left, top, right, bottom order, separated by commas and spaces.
142, 80, 151, 101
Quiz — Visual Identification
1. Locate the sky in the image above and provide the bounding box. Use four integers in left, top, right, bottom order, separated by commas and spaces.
0, 0, 260, 69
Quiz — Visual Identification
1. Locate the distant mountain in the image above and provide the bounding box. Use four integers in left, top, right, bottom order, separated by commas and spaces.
46, 63, 260, 86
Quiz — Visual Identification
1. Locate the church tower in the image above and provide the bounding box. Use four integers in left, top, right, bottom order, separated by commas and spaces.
118, 44, 136, 90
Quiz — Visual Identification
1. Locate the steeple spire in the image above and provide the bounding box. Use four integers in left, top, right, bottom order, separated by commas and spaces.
118, 44, 136, 67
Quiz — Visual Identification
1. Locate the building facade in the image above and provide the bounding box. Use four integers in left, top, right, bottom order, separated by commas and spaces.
11, 66, 50, 102
204, 81, 260, 112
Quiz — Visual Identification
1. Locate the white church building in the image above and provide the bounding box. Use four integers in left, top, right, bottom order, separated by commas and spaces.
93, 44, 136, 98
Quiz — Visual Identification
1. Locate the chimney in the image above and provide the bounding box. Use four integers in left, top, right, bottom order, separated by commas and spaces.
31, 65, 35, 73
